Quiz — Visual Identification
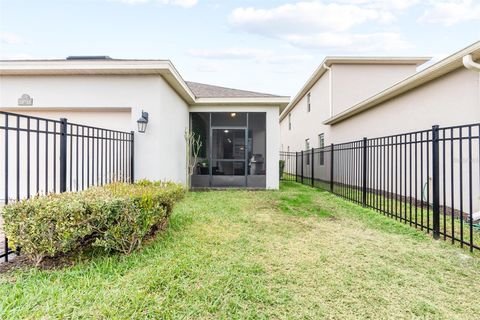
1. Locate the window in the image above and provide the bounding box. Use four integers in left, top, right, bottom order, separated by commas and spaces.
318, 133, 325, 165
307, 92, 311, 112
287, 146, 290, 152
305, 138, 310, 165
288, 113, 292, 130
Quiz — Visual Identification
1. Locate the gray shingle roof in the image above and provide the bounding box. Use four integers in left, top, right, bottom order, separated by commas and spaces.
186, 81, 282, 98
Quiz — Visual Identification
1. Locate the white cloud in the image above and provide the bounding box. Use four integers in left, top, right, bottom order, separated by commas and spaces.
419, 0, 480, 26
228, 1, 413, 52
229, 2, 395, 36
283, 32, 413, 52
0, 32, 24, 45
335, 0, 420, 11
196, 64, 221, 72
189, 48, 272, 60
111, 0, 197, 8
189, 48, 313, 63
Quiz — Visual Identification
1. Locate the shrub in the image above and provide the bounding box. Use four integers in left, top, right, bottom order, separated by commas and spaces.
2, 181, 185, 265
93, 182, 184, 254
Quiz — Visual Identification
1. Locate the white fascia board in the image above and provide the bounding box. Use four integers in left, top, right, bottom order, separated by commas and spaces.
0, 106, 132, 112
279, 56, 432, 122
324, 56, 431, 66
0, 60, 197, 105
194, 97, 290, 108
0, 60, 291, 108
280, 61, 328, 121
323, 41, 480, 125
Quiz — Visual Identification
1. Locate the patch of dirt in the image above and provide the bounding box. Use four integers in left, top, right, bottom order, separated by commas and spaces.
0, 255, 30, 273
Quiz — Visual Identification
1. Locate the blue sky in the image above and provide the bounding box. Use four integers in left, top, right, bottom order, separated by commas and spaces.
1, 0, 479, 96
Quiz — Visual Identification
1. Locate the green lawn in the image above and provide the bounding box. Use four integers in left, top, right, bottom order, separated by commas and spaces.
1, 182, 480, 319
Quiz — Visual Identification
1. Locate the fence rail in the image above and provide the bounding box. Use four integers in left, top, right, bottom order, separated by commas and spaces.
280, 123, 480, 251
1, 111, 134, 262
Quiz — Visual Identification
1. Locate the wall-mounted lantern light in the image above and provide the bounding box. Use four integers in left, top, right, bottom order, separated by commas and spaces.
137, 110, 149, 133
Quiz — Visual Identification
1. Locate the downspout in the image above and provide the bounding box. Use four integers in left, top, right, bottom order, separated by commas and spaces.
463, 54, 480, 225
463, 54, 480, 109
323, 63, 333, 117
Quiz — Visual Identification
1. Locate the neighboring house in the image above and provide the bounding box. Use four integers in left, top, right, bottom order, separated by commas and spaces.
280, 41, 480, 217
280, 41, 480, 150
0, 57, 289, 190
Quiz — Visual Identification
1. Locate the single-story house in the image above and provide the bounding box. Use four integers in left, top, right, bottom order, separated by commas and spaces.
280, 41, 480, 150
0, 57, 290, 190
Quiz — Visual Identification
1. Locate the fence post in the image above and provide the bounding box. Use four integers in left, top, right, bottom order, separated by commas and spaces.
330, 143, 334, 192
130, 131, 135, 184
59, 118, 67, 193
4, 115, 9, 262
295, 152, 298, 182
362, 137, 367, 207
432, 125, 440, 240
301, 150, 304, 184
311, 148, 314, 187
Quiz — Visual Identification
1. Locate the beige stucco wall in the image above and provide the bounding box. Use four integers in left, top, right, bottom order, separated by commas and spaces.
331, 63, 417, 116
329, 68, 480, 142
280, 62, 419, 152
280, 72, 331, 152
0, 110, 132, 131
0, 74, 190, 188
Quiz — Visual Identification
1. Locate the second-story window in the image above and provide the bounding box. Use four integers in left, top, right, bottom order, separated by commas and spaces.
307, 92, 311, 112
288, 113, 292, 130
318, 133, 325, 165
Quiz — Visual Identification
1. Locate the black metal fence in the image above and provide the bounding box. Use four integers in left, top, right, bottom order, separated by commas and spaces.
280, 123, 480, 252
1, 111, 134, 261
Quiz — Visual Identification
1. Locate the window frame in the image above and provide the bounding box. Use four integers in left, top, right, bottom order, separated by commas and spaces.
307, 92, 311, 112
318, 133, 325, 166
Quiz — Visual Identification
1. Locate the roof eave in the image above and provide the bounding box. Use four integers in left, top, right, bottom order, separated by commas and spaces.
0, 60, 197, 105
279, 56, 433, 122
323, 41, 480, 125
324, 56, 431, 66
193, 97, 290, 109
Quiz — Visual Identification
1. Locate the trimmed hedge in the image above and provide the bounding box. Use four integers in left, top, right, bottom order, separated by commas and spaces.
2, 181, 184, 265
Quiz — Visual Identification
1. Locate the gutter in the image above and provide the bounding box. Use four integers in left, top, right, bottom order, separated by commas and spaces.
463, 54, 480, 71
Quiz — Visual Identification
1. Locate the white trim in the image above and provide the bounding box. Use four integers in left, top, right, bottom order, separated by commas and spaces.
193, 97, 289, 107
0, 59, 290, 109
0, 106, 132, 112
323, 41, 480, 125
279, 56, 431, 121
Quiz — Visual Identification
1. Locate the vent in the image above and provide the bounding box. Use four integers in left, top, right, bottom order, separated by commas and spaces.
66, 56, 112, 60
